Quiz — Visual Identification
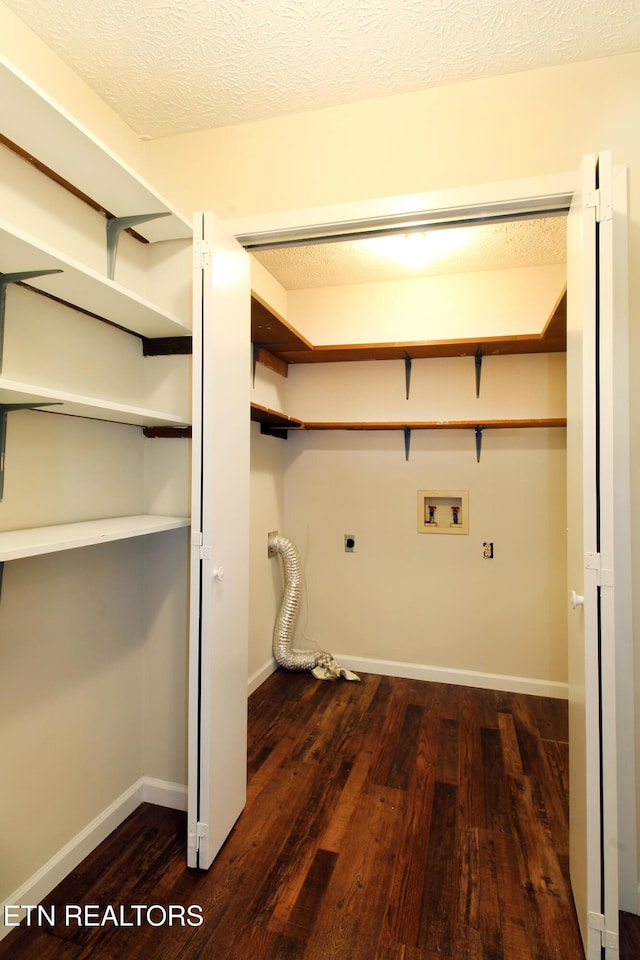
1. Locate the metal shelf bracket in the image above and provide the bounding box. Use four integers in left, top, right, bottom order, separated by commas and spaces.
475, 347, 483, 398
475, 425, 483, 463
404, 352, 412, 400
106, 213, 171, 280
403, 426, 411, 461
0, 402, 61, 500
0, 270, 63, 372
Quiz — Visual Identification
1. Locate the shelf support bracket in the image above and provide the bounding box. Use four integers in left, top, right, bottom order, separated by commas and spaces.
0, 402, 61, 500
475, 425, 483, 463
252, 342, 262, 386
106, 213, 171, 280
0, 270, 63, 372
403, 426, 411, 461
404, 352, 412, 400
475, 347, 483, 398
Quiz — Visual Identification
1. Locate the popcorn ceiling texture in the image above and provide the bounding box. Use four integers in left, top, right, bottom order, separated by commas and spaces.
3, 0, 640, 139
253, 217, 567, 289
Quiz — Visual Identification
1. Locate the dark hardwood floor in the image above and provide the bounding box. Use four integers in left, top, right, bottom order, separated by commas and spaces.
1, 669, 618, 959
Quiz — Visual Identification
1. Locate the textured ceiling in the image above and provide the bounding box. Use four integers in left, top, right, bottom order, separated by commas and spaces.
3, 0, 640, 139
253, 216, 567, 289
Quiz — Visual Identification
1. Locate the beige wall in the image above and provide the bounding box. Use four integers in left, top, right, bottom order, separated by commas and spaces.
281, 426, 567, 683
287, 265, 566, 344
146, 53, 640, 219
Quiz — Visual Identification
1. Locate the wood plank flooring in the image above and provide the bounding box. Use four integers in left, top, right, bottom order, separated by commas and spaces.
0, 671, 595, 959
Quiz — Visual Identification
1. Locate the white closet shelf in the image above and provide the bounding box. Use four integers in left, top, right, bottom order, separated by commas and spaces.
0, 220, 191, 338
0, 57, 191, 243
0, 515, 190, 562
0, 378, 190, 427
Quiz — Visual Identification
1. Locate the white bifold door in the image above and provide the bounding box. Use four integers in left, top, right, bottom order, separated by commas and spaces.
187, 211, 251, 869
567, 152, 634, 958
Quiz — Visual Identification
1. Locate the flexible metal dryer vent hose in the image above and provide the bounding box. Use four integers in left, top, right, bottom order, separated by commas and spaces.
268, 533, 321, 671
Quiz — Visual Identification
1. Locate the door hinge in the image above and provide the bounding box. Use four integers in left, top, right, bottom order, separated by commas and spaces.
585, 187, 612, 223
188, 821, 209, 852
588, 911, 618, 950
584, 552, 613, 587
194, 239, 212, 269
200, 544, 212, 561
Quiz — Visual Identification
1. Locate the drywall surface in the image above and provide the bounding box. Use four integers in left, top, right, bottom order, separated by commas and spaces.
285, 353, 566, 424
0, 541, 145, 900
281, 426, 567, 683
287, 265, 566, 344
146, 53, 640, 219
249, 422, 286, 680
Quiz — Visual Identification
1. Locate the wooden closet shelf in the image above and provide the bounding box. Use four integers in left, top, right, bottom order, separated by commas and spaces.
298, 418, 567, 430
251, 404, 566, 432
0, 515, 190, 562
251, 292, 567, 367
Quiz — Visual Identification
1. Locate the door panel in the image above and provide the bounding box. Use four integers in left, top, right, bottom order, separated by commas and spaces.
188, 211, 251, 869
567, 153, 601, 959
567, 152, 630, 958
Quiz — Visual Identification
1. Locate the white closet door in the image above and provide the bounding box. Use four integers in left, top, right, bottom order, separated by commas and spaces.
567, 151, 600, 960
567, 152, 629, 958
188, 211, 251, 869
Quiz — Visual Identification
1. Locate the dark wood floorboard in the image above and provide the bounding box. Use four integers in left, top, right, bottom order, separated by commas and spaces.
3, 669, 626, 960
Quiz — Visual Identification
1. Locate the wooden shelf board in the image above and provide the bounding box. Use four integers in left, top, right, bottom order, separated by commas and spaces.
0, 378, 191, 427
0, 58, 191, 243
301, 418, 567, 430
0, 515, 190, 562
251, 291, 567, 366
251, 296, 311, 352
276, 336, 566, 364
0, 220, 191, 338
250, 404, 566, 432
250, 402, 303, 430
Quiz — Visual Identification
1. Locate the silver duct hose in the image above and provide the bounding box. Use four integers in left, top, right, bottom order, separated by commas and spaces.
268, 533, 321, 671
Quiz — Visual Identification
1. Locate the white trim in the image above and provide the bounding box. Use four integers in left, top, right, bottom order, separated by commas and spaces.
248, 657, 278, 695
228, 171, 577, 247
246, 653, 568, 700
332, 655, 568, 699
140, 778, 187, 811
0, 777, 187, 941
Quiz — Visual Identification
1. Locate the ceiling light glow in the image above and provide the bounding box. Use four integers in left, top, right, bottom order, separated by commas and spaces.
364, 229, 472, 269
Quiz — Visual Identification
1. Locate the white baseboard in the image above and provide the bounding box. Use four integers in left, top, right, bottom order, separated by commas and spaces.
141, 778, 187, 811
248, 657, 278, 695
1, 776, 187, 941
245, 653, 568, 699
331, 654, 569, 699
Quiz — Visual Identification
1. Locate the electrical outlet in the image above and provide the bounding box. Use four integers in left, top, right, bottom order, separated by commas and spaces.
344, 534, 356, 552
483, 542, 494, 559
